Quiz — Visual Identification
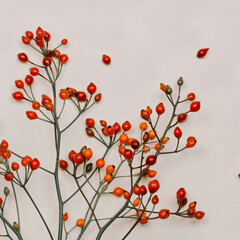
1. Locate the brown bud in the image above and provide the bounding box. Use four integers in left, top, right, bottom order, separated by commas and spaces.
143, 132, 149, 143
80, 146, 87, 154
86, 128, 94, 137
95, 93, 102, 102
13, 222, 19, 231
166, 85, 172, 95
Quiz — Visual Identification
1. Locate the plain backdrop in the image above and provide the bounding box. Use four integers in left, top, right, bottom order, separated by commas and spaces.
0, 0, 240, 239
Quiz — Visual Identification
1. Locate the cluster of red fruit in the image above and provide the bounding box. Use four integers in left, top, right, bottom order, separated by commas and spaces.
0, 140, 40, 183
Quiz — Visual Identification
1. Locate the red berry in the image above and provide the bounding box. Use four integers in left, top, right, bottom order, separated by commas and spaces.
113, 122, 121, 133
152, 195, 159, 205
76, 91, 87, 102
21, 156, 32, 167
22, 36, 30, 45
122, 121, 131, 131
140, 185, 147, 195
35, 37, 44, 48
44, 31, 51, 42
0, 198, 3, 205
194, 211, 205, 220
123, 149, 133, 161
133, 186, 141, 195
68, 150, 76, 162
94, 93, 102, 102
177, 113, 187, 123
158, 209, 170, 219
197, 48, 209, 58
61, 39, 68, 45
59, 160, 68, 170
25, 31, 34, 39
4, 173, 13, 181
176, 188, 186, 200
12, 91, 24, 101
141, 110, 150, 121
102, 55, 111, 65
2, 150, 11, 159
60, 54, 69, 64
156, 103, 165, 115
189, 201, 197, 209
42, 57, 52, 67
106, 126, 115, 136
87, 83, 97, 95
131, 139, 140, 150
29, 67, 39, 76
1, 140, 8, 149
26, 111, 38, 120
36, 27, 44, 39
123, 191, 131, 200
146, 155, 157, 166
32, 101, 40, 110
11, 162, 20, 171
187, 93, 195, 101
74, 153, 85, 165
148, 180, 160, 194
44, 102, 54, 111
85, 118, 95, 128
15, 80, 24, 89
18, 53, 28, 63
174, 127, 182, 139
190, 101, 201, 112
25, 75, 34, 86
186, 137, 197, 148
30, 158, 40, 170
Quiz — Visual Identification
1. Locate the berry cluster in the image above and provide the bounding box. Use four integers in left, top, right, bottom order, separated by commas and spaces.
0, 28, 204, 240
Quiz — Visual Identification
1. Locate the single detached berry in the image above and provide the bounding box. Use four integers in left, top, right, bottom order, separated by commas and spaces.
102, 54, 111, 65
197, 48, 209, 58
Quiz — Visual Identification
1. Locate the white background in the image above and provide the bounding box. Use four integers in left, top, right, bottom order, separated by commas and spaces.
0, 0, 240, 239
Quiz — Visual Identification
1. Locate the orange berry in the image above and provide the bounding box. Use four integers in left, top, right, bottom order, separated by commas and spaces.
63, 213, 68, 221
139, 122, 148, 131
158, 209, 170, 219
106, 165, 115, 174
119, 145, 126, 155
143, 145, 150, 153
154, 143, 164, 151
113, 187, 124, 197
148, 130, 156, 139
83, 149, 93, 160
119, 134, 128, 144
123, 191, 131, 200
160, 83, 167, 92
133, 198, 140, 207
96, 158, 105, 168
104, 174, 112, 182
76, 218, 84, 227
148, 170, 157, 178
160, 137, 169, 144
127, 138, 134, 145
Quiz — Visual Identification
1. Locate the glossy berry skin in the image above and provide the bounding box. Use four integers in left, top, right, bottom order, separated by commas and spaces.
197, 48, 209, 58
0, 198, 3, 205
26, 111, 38, 120
101, 121, 107, 129
1, 140, 9, 149
131, 139, 140, 150
113, 187, 124, 197
21, 156, 32, 167
87, 83, 97, 95
113, 122, 121, 133
186, 137, 197, 148
15, 80, 24, 89
94, 93, 102, 102
35, 37, 44, 48
74, 153, 85, 165
133, 198, 140, 207
146, 155, 157, 166
148, 170, 157, 178
44, 31, 51, 42
29, 67, 39, 76
190, 101, 201, 112
139, 122, 148, 131
86, 118, 95, 128
176, 188, 187, 200
120, 134, 128, 144
122, 121, 131, 131
30, 158, 40, 170
123, 149, 133, 161
63, 213, 68, 221
68, 150, 76, 162
76, 91, 87, 102
54, 49, 61, 58
11, 162, 20, 171
96, 158, 105, 168
60, 54, 69, 64
36, 27, 44, 39
194, 211, 205, 220
104, 174, 112, 182
106, 165, 115, 174
177, 197, 188, 206
106, 126, 115, 136
25, 75, 34, 86
59, 160, 68, 170
187, 92, 195, 101
76, 219, 84, 227
22, 36, 30, 45
152, 195, 159, 205
140, 185, 147, 195
156, 103, 165, 115
44, 102, 54, 111
189, 201, 197, 209
18, 53, 28, 63
174, 127, 182, 139
83, 149, 93, 160
133, 186, 141, 195
59, 89, 69, 100
61, 39, 68, 45
124, 191, 131, 200
141, 110, 150, 121
188, 208, 195, 216
13, 92, 24, 101
25, 31, 34, 39
42, 57, 52, 67
4, 173, 13, 181
2, 150, 11, 159
102, 55, 111, 65
148, 180, 160, 194
177, 113, 187, 123
158, 209, 170, 219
